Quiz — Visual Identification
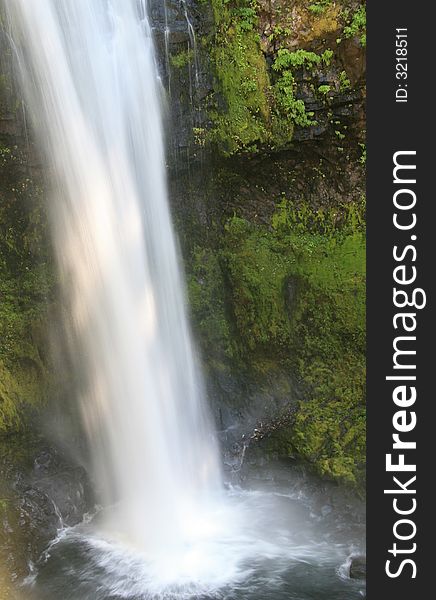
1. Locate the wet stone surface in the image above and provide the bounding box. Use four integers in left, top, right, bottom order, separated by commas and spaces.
349, 555, 366, 580
0, 434, 94, 586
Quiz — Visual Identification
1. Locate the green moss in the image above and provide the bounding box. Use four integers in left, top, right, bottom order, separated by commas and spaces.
187, 246, 234, 359
207, 2, 333, 152
272, 48, 333, 71
170, 49, 194, 69
0, 144, 49, 269
343, 4, 366, 47
0, 143, 53, 431
359, 141, 366, 165
0, 266, 53, 431
0, 362, 21, 431
291, 354, 365, 485
318, 84, 331, 96
338, 69, 351, 91
272, 70, 315, 129
221, 216, 294, 351
218, 199, 365, 486
289, 234, 365, 485
308, 1, 332, 15
0, 55, 19, 119
0, 358, 47, 432
209, 0, 271, 155
206, 0, 367, 154
270, 48, 334, 128
205, 0, 365, 156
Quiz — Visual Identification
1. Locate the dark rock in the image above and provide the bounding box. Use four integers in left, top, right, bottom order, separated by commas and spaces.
284, 275, 304, 317
349, 555, 366, 580
0, 434, 95, 586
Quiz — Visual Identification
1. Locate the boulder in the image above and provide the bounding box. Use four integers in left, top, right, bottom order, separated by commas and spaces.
349, 554, 366, 580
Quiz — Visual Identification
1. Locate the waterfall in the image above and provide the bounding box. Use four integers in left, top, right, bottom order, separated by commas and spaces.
5, 0, 222, 556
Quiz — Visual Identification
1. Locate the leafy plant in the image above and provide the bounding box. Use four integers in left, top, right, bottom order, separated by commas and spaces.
170, 49, 194, 69
308, 0, 332, 15
339, 70, 351, 91
318, 84, 331, 96
272, 48, 333, 71
343, 5, 366, 47
274, 71, 316, 127
359, 142, 366, 165
233, 6, 257, 31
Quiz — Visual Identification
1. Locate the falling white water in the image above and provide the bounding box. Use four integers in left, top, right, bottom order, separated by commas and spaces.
5, 0, 222, 557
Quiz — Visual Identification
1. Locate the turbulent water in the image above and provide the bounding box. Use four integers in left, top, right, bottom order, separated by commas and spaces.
5, 2, 365, 599
21, 461, 365, 600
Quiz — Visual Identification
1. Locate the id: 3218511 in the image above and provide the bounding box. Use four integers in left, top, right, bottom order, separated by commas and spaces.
396, 28, 408, 103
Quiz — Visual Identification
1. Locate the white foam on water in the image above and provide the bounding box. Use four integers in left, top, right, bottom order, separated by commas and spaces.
29, 487, 349, 598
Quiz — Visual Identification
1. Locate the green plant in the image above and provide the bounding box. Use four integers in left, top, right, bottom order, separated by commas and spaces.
221, 199, 366, 486
193, 127, 207, 147
187, 247, 234, 359
208, 0, 271, 154
271, 49, 334, 130
359, 142, 366, 165
308, 0, 332, 15
338, 69, 351, 91
318, 84, 331, 96
272, 48, 333, 71
274, 71, 316, 127
343, 5, 366, 47
170, 49, 194, 69
267, 25, 292, 43
233, 6, 257, 31
0, 141, 53, 432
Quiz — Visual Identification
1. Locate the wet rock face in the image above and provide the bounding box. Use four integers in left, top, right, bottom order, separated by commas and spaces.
0, 27, 26, 140
148, 0, 214, 161
148, 0, 365, 159
27, 447, 93, 527
258, 0, 366, 142
0, 435, 94, 585
349, 554, 366, 580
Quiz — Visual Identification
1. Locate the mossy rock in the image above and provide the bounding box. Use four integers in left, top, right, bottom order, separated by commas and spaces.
186, 197, 365, 488
204, 0, 365, 155
0, 138, 54, 432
